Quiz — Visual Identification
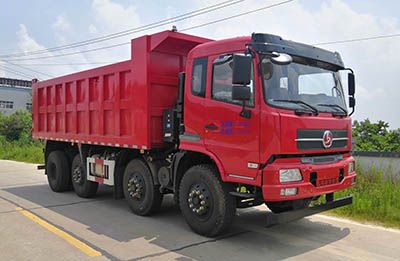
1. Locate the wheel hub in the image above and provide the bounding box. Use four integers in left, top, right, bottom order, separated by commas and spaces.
72, 166, 83, 184
188, 183, 210, 216
127, 174, 145, 200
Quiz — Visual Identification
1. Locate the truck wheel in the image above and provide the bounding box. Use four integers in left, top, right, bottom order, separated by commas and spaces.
266, 198, 312, 213
179, 164, 236, 237
71, 154, 98, 198
123, 159, 163, 216
46, 151, 71, 192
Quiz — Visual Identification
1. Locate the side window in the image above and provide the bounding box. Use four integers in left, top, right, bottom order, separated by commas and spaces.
212, 57, 254, 107
191, 57, 208, 97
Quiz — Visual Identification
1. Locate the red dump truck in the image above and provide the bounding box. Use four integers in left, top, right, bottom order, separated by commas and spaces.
33, 30, 357, 236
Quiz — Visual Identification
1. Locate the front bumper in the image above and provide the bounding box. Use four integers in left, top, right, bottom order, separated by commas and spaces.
266, 195, 353, 226
262, 155, 356, 202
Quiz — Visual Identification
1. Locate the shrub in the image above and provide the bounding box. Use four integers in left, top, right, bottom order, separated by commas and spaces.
0, 110, 32, 142
0, 110, 44, 163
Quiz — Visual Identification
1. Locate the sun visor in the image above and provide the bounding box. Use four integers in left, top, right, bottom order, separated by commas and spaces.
251, 33, 345, 70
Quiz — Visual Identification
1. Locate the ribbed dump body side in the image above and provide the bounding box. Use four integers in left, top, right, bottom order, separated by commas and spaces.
32, 30, 211, 149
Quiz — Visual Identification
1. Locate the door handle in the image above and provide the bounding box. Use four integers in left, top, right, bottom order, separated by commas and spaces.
205, 123, 218, 130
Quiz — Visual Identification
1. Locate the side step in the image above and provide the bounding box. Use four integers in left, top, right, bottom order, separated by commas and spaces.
230, 191, 256, 198
266, 195, 353, 227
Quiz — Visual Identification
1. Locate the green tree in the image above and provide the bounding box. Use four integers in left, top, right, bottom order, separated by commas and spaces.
353, 119, 400, 152
0, 110, 32, 142
383, 130, 400, 152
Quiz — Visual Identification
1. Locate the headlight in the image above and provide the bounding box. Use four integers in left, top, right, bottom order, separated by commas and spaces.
279, 169, 302, 183
348, 162, 355, 173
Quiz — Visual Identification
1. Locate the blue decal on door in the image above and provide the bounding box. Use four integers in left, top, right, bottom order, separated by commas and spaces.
220, 121, 250, 135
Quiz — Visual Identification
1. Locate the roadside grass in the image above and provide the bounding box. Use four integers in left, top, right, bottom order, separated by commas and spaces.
0, 139, 44, 164
326, 164, 400, 228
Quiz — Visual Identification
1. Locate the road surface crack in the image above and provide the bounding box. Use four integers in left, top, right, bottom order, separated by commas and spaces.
131, 230, 251, 260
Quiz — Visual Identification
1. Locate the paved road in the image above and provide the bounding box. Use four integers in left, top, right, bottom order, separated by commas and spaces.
0, 160, 399, 260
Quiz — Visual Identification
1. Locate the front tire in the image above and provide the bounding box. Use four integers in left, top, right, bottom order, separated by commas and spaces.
46, 151, 71, 192
71, 154, 98, 198
179, 164, 236, 237
123, 159, 163, 216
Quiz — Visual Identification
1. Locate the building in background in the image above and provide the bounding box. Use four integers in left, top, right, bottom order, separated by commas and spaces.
0, 77, 32, 115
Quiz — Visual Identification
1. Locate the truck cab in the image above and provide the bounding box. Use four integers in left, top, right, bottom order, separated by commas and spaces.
179, 33, 356, 212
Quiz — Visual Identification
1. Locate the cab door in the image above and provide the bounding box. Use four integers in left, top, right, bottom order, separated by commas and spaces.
203, 54, 260, 180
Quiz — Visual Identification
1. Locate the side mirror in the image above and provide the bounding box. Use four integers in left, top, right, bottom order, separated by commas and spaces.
348, 73, 355, 96
232, 54, 252, 85
232, 85, 251, 101
349, 96, 356, 108
270, 52, 292, 65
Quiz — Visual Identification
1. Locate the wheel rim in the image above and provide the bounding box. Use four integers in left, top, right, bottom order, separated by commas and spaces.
72, 164, 84, 184
187, 183, 212, 221
127, 172, 146, 201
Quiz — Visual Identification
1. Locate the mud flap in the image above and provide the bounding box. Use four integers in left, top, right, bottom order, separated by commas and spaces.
266, 195, 353, 227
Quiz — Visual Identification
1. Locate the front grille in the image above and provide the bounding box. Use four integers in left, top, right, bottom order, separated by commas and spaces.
297, 129, 348, 150
309, 169, 342, 187
317, 177, 338, 187
301, 154, 343, 164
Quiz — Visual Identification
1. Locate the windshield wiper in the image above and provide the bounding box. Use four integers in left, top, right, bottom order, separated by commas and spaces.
317, 103, 347, 116
272, 99, 319, 115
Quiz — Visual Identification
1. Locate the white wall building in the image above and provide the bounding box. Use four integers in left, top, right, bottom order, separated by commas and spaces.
0, 78, 32, 115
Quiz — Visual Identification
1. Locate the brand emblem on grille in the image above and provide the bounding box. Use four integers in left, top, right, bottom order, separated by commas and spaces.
322, 130, 333, 148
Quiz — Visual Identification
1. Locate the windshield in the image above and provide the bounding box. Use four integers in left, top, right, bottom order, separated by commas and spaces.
261, 55, 347, 114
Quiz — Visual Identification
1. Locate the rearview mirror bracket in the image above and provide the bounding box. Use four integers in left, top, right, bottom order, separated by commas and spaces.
240, 102, 251, 119
232, 85, 252, 119
345, 68, 356, 116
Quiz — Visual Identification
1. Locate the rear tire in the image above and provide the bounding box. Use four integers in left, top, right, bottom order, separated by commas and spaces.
123, 159, 163, 216
46, 151, 71, 192
179, 164, 236, 237
71, 154, 98, 198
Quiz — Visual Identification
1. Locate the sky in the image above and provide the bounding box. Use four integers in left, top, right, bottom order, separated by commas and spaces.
0, 0, 399, 128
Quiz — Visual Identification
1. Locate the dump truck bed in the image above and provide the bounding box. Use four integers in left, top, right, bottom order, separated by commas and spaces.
32, 31, 211, 149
